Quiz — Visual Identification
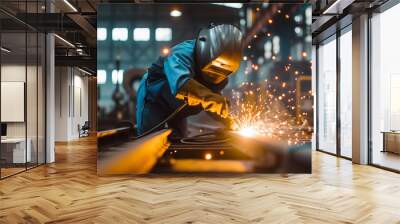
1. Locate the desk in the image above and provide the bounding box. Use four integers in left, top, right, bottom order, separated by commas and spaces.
1, 138, 31, 163
382, 131, 400, 154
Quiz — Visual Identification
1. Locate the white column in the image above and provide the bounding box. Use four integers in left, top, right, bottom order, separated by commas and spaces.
352, 14, 369, 164
46, 33, 55, 163
45, 1, 55, 163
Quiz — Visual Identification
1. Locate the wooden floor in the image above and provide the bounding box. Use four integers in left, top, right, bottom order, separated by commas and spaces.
1, 137, 400, 223
372, 151, 400, 171
1, 167, 26, 178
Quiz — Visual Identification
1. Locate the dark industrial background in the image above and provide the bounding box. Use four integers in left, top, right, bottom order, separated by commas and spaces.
96, 3, 312, 134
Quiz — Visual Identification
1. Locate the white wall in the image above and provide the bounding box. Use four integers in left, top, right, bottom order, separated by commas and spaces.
1, 64, 46, 163
1, 65, 40, 138
55, 67, 89, 141
55, 66, 68, 141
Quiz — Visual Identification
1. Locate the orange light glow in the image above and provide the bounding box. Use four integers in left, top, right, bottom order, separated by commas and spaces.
162, 48, 170, 55
238, 127, 258, 137
229, 76, 313, 145
205, 153, 212, 160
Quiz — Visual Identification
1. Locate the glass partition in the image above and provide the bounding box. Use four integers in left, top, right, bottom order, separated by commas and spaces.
0, 1, 46, 179
27, 30, 38, 169
1, 30, 28, 177
317, 36, 337, 154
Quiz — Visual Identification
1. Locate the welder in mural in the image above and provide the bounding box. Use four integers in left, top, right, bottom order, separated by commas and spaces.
136, 24, 243, 136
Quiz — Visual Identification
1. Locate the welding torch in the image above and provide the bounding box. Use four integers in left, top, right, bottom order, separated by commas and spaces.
224, 116, 239, 131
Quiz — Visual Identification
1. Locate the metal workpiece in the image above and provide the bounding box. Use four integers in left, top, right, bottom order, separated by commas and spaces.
227, 132, 311, 173
98, 129, 172, 175
97, 128, 311, 174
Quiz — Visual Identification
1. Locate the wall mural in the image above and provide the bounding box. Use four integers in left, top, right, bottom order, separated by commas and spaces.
97, 3, 313, 174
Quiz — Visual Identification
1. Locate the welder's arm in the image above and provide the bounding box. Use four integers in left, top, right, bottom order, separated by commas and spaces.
176, 79, 229, 118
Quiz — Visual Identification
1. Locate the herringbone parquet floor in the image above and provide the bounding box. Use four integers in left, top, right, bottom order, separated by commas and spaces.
1, 136, 400, 224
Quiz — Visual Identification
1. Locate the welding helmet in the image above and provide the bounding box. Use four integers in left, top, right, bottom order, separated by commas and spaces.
195, 24, 243, 84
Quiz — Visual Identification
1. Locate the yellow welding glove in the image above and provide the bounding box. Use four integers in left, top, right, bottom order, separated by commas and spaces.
225, 116, 239, 131
176, 79, 229, 118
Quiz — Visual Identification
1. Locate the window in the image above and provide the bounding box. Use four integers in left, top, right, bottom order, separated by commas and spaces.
370, 3, 400, 171
339, 29, 352, 158
97, 28, 107, 41
317, 36, 337, 154
264, 41, 272, 59
112, 28, 128, 41
97, 70, 107, 84
133, 28, 150, 41
305, 7, 312, 25
155, 28, 172, 41
272, 36, 280, 54
112, 70, 124, 84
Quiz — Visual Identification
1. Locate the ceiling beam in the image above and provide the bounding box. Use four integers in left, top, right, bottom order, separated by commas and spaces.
55, 55, 96, 70
322, 0, 356, 15
67, 13, 97, 46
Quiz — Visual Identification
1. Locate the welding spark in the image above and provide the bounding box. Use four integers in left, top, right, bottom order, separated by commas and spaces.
238, 127, 258, 137
227, 12, 313, 145
229, 76, 313, 145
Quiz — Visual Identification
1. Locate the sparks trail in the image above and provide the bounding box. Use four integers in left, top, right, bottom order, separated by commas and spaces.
229, 78, 313, 145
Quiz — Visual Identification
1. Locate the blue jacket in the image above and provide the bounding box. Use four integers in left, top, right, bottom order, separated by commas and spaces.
136, 40, 227, 135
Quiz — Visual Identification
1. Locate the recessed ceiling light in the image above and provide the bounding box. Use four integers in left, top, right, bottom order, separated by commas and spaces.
212, 3, 243, 9
78, 67, 92, 76
1, 47, 11, 53
54, 34, 75, 48
63, 0, 78, 12
170, 9, 182, 17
